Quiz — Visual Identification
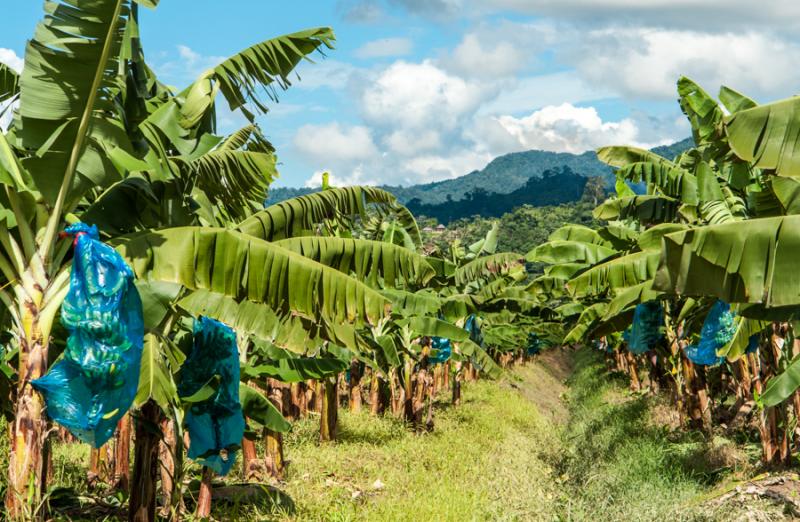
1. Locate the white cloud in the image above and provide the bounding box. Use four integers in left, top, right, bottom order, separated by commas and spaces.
360, 60, 487, 150
354, 37, 413, 59
293, 122, 379, 164
304, 167, 380, 188
0, 48, 23, 72
292, 59, 358, 90
446, 34, 526, 78
154, 45, 226, 86
440, 22, 556, 79
493, 103, 668, 154
402, 149, 492, 182
565, 28, 800, 100
478, 70, 614, 116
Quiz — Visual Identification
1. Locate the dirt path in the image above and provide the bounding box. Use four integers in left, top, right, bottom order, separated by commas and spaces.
510, 348, 573, 425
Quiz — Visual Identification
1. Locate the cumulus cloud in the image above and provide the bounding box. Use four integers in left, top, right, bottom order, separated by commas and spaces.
0, 48, 23, 72
440, 21, 555, 79
493, 103, 669, 154
292, 59, 358, 90
565, 28, 800, 100
354, 37, 413, 59
304, 167, 380, 188
336, 0, 385, 22
293, 122, 379, 164
471, 0, 800, 31
154, 45, 226, 86
360, 60, 486, 149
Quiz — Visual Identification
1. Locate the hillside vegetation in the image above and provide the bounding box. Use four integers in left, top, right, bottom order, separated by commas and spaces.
266, 138, 692, 207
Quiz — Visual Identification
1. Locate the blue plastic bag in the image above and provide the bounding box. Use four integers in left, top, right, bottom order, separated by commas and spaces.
527, 333, 542, 356
627, 301, 664, 355
428, 337, 452, 364
684, 300, 758, 366
179, 317, 244, 475
33, 223, 144, 447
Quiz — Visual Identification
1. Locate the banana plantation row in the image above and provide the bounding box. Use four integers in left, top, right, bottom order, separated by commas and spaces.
528, 76, 800, 472
0, 1, 552, 520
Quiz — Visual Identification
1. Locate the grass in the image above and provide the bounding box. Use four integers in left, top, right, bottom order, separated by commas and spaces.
242, 374, 562, 521
2, 349, 791, 520
551, 348, 786, 521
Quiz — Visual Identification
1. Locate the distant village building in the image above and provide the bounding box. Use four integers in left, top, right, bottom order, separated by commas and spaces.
422, 226, 434, 233
435, 224, 447, 232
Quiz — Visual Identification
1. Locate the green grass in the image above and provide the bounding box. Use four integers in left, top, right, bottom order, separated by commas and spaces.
245, 375, 562, 521
550, 348, 783, 521
3, 349, 790, 521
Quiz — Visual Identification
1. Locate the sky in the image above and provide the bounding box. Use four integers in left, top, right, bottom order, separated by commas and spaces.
2, 1, 800, 188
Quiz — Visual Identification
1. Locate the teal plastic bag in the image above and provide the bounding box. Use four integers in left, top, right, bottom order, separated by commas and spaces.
33, 223, 144, 447
627, 301, 664, 355
179, 317, 244, 475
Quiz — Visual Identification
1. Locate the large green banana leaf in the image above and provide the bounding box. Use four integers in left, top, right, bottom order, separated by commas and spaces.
177, 289, 369, 354
526, 241, 616, 265
547, 224, 610, 245
567, 251, 660, 298
458, 339, 502, 379
454, 252, 524, 285
593, 195, 680, 224
239, 383, 291, 433
236, 186, 420, 246
17, 0, 133, 205
0, 64, 19, 104
726, 96, 800, 177
718, 85, 756, 114
760, 354, 800, 408
243, 357, 348, 383
114, 227, 389, 325
654, 216, 800, 308
273, 236, 435, 288
563, 303, 608, 344
596, 145, 672, 167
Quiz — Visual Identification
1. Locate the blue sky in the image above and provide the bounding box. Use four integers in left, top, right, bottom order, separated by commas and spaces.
3, 1, 800, 187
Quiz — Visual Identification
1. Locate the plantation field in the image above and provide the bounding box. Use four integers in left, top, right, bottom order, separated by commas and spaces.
6, 349, 792, 521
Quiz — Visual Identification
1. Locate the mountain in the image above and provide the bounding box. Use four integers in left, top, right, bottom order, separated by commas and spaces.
406, 166, 589, 224
265, 138, 693, 206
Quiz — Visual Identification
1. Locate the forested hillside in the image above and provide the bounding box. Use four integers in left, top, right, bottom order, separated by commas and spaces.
266, 138, 692, 207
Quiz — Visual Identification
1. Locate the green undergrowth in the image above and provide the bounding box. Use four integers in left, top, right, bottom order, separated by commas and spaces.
264, 374, 561, 521
552, 348, 783, 521
2, 350, 788, 521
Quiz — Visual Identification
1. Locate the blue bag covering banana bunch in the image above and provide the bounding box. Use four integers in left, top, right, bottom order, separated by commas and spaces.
178, 317, 244, 475
684, 300, 757, 366
32, 223, 144, 447
627, 301, 665, 355
428, 336, 452, 364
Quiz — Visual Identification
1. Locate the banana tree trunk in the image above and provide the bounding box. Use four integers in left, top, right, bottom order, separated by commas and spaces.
389, 369, 404, 418
369, 372, 384, 416
290, 382, 307, 419
265, 378, 286, 479
114, 414, 132, 492
195, 466, 213, 519
348, 360, 362, 413
241, 435, 260, 481
759, 324, 792, 467
88, 444, 111, 488
625, 352, 641, 392
158, 417, 185, 517
129, 401, 163, 522
6, 306, 50, 522
319, 375, 338, 442
451, 362, 462, 406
